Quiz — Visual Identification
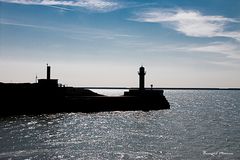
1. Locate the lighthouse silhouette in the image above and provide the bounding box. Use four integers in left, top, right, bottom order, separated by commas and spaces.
138, 66, 146, 90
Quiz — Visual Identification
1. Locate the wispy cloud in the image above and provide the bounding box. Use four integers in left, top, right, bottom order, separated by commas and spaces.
0, 19, 60, 30
186, 42, 240, 59
207, 60, 239, 68
132, 8, 240, 41
0, 18, 137, 41
0, 0, 121, 12
116, 38, 240, 60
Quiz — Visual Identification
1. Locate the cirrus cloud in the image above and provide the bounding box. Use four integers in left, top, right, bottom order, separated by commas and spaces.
132, 9, 240, 41
0, 0, 121, 12
187, 42, 240, 59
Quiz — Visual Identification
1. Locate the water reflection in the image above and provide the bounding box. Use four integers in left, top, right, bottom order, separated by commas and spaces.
0, 90, 240, 159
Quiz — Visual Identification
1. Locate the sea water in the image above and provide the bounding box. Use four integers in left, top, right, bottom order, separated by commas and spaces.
0, 90, 240, 160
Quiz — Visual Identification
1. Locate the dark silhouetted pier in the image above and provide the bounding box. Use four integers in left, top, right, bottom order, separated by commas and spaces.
0, 65, 170, 116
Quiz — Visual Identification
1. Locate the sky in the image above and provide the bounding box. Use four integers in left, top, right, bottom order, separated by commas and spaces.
0, 0, 240, 88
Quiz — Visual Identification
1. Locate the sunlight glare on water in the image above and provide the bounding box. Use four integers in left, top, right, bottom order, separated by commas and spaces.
90, 89, 128, 96
0, 90, 240, 159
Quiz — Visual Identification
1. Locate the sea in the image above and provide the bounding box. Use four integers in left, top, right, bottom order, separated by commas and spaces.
0, 90, 239, 160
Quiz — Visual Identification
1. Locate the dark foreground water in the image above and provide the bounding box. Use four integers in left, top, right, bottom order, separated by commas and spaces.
0, 90, 240, 160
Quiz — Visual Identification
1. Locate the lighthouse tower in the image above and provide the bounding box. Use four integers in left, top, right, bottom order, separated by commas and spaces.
47, 64, 51, 80
138, 66, 146, 90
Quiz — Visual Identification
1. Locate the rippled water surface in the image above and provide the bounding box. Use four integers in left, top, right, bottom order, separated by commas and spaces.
0, 90, 240, 159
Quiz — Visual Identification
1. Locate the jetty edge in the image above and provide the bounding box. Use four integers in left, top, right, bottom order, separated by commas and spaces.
0, 66, 170, 116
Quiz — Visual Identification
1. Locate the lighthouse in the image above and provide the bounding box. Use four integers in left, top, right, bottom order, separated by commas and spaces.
47, 64, 51, 80
138, 66, 146, 90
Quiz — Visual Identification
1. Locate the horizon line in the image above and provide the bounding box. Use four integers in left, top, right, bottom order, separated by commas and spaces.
1, 82, 239, 90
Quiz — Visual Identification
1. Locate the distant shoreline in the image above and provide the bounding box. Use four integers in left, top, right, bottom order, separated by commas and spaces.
84, 87, 240, 90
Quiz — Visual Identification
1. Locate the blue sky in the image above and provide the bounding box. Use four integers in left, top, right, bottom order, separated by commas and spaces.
0, 0, 240, 87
